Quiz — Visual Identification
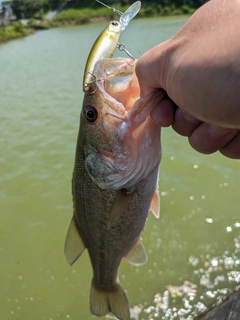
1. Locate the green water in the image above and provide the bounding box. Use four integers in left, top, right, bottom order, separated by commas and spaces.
1, 17, 240, 320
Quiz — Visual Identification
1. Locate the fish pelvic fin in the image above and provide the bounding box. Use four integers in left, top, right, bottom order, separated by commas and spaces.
64, 217, 86, 265
90, 281, 130, 320
150, 186, 160, 219
107, 189, 132, 230
125, 238, 147, 266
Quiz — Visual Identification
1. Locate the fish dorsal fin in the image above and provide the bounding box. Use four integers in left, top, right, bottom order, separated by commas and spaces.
64, 217, 86, 265
107, 189, 132, 229
150, 187, 160, 218
125, 238, 148, 266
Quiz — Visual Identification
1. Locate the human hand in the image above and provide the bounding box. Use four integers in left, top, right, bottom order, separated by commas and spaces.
150, 97, 240, 159
135, 0, 240, 159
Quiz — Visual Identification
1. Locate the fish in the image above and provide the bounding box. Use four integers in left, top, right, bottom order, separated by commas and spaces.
64, 57, 164, 320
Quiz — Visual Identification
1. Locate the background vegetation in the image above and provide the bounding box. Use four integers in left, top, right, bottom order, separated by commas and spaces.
0, 21, 28, 41
4, 0, 208, 21
0, 0, 208, 42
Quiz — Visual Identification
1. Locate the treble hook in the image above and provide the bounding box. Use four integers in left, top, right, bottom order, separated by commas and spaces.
117, 43, 135, 62
83, 72, 103, 95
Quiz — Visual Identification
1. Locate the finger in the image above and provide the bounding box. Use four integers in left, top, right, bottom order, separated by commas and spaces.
219, 132, 240, 159
136, 52, 156, 97
150, 97, 175, 127
136, 42, 169, 98
172, 109, 202, 136
188, 123, 239, 154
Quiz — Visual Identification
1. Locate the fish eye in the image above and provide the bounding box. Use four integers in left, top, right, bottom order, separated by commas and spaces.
83, 105, 98, 123
111, 21, 119, 27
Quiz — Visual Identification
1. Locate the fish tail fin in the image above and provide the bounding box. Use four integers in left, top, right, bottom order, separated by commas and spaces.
90, 281, 130, 320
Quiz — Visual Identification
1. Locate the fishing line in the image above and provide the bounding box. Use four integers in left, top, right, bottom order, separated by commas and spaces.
95, 0, 123, 16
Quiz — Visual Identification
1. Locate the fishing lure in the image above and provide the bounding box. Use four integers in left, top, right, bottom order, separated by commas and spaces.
83, 1, 141, 94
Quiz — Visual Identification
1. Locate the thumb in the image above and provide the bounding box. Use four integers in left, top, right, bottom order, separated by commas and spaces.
135, 40, 171, 98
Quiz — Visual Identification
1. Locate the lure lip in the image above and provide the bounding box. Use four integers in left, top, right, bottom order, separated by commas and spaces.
120, 1, 141, 30
95, 0, 141, 22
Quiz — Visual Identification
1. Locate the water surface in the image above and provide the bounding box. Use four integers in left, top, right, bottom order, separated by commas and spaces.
1, 17, 240, 320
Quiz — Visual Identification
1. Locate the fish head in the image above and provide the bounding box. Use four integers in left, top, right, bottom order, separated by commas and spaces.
80, 58, 163, 190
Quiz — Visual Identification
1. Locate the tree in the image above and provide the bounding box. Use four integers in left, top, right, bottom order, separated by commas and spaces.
11, 0, 61, 19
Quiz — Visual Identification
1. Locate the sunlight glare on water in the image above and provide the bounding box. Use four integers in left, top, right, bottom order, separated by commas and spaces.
0, 17, 240, 320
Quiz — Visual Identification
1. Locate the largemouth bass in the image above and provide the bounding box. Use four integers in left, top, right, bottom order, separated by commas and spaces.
64, 57, 163, 320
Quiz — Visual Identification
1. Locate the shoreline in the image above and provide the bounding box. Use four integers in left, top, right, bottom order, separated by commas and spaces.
0, 0, 198, 44
0, 10, 192, 44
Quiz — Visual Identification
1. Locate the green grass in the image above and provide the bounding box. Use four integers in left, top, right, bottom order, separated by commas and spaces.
0, 3, 196, 43
55, 7, 114, 23
55, 4, 195, 24
0, 22, 32, 42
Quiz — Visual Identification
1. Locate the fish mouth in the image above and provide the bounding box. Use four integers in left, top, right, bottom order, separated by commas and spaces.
95, 58, 140, 114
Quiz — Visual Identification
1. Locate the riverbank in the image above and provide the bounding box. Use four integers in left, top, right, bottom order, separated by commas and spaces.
0, 19, 57, 43
0, 3, 195, 44
0, 21, 35, 43
54, 3, 195, 25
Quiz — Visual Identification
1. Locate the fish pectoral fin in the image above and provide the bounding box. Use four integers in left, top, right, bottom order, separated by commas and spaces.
107, 189, 132, 229
64, 217, 86, 265
150, 187, 160, 219
125, 238, 148, 266
90, 281, 130, 320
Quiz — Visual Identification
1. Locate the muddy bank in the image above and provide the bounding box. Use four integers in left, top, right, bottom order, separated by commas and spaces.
196, 289, 240, 320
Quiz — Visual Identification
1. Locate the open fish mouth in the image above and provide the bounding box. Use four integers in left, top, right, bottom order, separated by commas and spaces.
94, 58, 140, 114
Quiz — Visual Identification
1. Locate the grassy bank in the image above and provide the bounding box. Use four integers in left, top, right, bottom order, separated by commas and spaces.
55, 7, 114, 25
0, 22, 35, 43
0, 3, 195, 43
55, 4, 195, 25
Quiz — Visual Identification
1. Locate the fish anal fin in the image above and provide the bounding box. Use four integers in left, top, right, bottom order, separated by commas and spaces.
150, 187, 160, 218
125, 238, 147, 266
108, 189, 132, 229
64, 217, 86, 265
90, 281, 130, 320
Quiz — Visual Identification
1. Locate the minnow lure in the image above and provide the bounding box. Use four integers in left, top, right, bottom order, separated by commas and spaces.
83, 1, 141, 94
